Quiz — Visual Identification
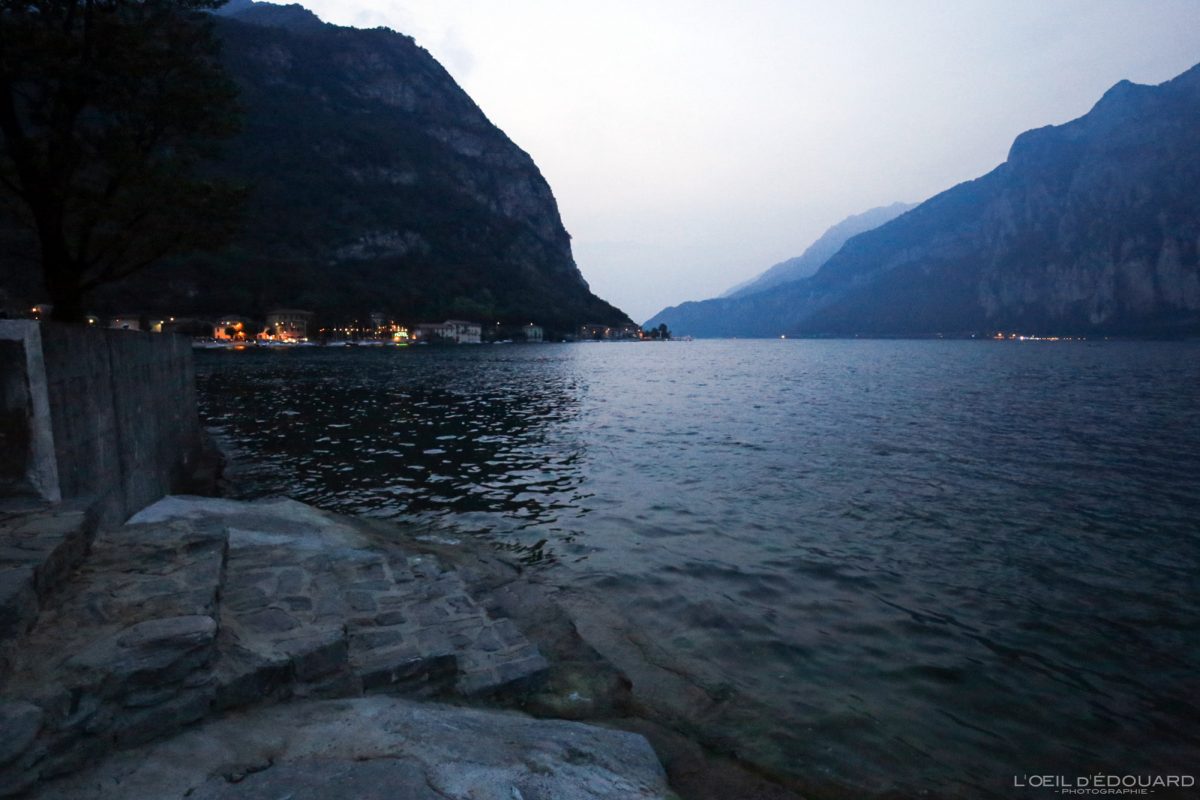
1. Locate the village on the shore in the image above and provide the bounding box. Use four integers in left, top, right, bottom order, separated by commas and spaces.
8, 303, 672, 346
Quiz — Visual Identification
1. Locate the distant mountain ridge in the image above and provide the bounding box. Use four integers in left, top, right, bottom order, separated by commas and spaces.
3, 0, 630, 332
648, 63, 1200, 338
721, 202, 916, 299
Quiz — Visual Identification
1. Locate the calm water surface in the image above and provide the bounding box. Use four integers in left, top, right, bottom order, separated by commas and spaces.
196, 341, 1200, 798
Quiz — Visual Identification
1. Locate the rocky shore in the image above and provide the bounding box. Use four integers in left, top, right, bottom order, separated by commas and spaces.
0, 496, 669, 798
1, 493, 815, 799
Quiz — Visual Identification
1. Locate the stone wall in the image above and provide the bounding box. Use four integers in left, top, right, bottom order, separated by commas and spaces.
0, 321, 204, 526
0, 323, 59, 503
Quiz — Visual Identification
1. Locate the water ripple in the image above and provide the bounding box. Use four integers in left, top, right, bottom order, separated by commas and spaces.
197, 341, 1200, 798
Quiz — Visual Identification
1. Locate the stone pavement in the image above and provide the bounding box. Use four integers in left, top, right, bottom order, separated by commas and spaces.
0, 496, 551, 796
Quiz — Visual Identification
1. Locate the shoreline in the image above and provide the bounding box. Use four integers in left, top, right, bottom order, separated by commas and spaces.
0, 495, 664, 799
346, 512, 819, 800
1, 490, 821, 800
206, 427, 942, 800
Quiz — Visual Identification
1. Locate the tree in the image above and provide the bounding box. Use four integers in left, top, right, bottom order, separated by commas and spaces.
0, 0, 241, 322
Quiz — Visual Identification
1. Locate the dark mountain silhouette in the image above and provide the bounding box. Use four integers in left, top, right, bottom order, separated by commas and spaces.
3, 1, 630, 332
648, 63, 1200, 338
721, 202, 916, 299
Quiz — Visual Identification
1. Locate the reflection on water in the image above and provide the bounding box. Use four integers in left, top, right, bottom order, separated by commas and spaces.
196, 341, 1200, 798
199, 347, 589, 554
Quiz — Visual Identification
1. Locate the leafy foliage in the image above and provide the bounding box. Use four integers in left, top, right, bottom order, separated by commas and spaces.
0, 0, 242, 320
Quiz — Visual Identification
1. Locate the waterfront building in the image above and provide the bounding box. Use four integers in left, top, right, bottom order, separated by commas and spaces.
265, 309, 313, 342
414, 322, 452, 343
213, 316, 249, 340
415, 320, 481, 344
108, 315, 142, 331
578, 323, 641, 340
444, 320, 481, 344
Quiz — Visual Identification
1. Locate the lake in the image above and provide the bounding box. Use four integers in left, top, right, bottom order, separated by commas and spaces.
195, 340, 1200, 798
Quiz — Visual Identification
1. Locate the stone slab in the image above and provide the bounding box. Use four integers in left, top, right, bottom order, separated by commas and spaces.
28, 696, 670, 800
0, 506, 94, 648
1, 496, 556, 793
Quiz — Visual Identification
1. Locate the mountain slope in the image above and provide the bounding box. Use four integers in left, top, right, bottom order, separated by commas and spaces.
650, 63, 1200, 338
721, 202, 916, 299
18, 1, 630, 331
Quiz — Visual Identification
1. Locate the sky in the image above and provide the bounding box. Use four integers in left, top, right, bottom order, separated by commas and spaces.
296, 1, 1200, 322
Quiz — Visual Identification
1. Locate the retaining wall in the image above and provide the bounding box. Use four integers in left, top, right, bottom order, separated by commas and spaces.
0, 320, 204, 526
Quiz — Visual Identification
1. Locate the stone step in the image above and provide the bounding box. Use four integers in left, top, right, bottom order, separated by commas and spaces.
0, 517, 228, 794
213, 520, 360, 707
0, 504, 95, 653
0, 496, 552, 795
183, 497, 548, 703
344, 556, 548, 697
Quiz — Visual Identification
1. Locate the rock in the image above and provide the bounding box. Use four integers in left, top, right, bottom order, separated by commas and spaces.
0, 763, 40, 798
2, 496, 560, 792
212, 645, 293, 711
186, 758, 440, 800
649, 66, 1200, 338
356, 651, 458, 695
279, 629, 347, 682
117, 615, 218, 651
0, 568, 37, 641
68, 615, 217, 686
0, 508, 93, 603
96, 1, 635, 340
0, 700, 42, 766
109, 686, 214, 747
28, 696, 671, 800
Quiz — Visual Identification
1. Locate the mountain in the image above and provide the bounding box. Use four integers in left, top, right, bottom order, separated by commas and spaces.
721, 202, 916, 299
648, 63, 1200, 338
4, 1, 630, 333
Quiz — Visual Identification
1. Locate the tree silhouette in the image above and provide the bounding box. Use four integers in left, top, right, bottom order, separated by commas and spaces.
0, 0, 241, 322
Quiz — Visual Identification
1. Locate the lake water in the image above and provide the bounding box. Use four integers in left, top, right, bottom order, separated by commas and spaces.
195, 340, 1200, 798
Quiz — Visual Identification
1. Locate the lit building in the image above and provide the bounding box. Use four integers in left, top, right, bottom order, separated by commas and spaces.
414, 322, 452, 343
265, 309, 312, 342
578, 323, 640, 340
414, 320, 481, 344
524, 324, 544, 343
213, 316, 248, 340
443, 320, 481, 344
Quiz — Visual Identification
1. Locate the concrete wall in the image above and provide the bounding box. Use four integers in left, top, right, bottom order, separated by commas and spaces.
0, 321, 203, 526
0, 322, 60, 502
